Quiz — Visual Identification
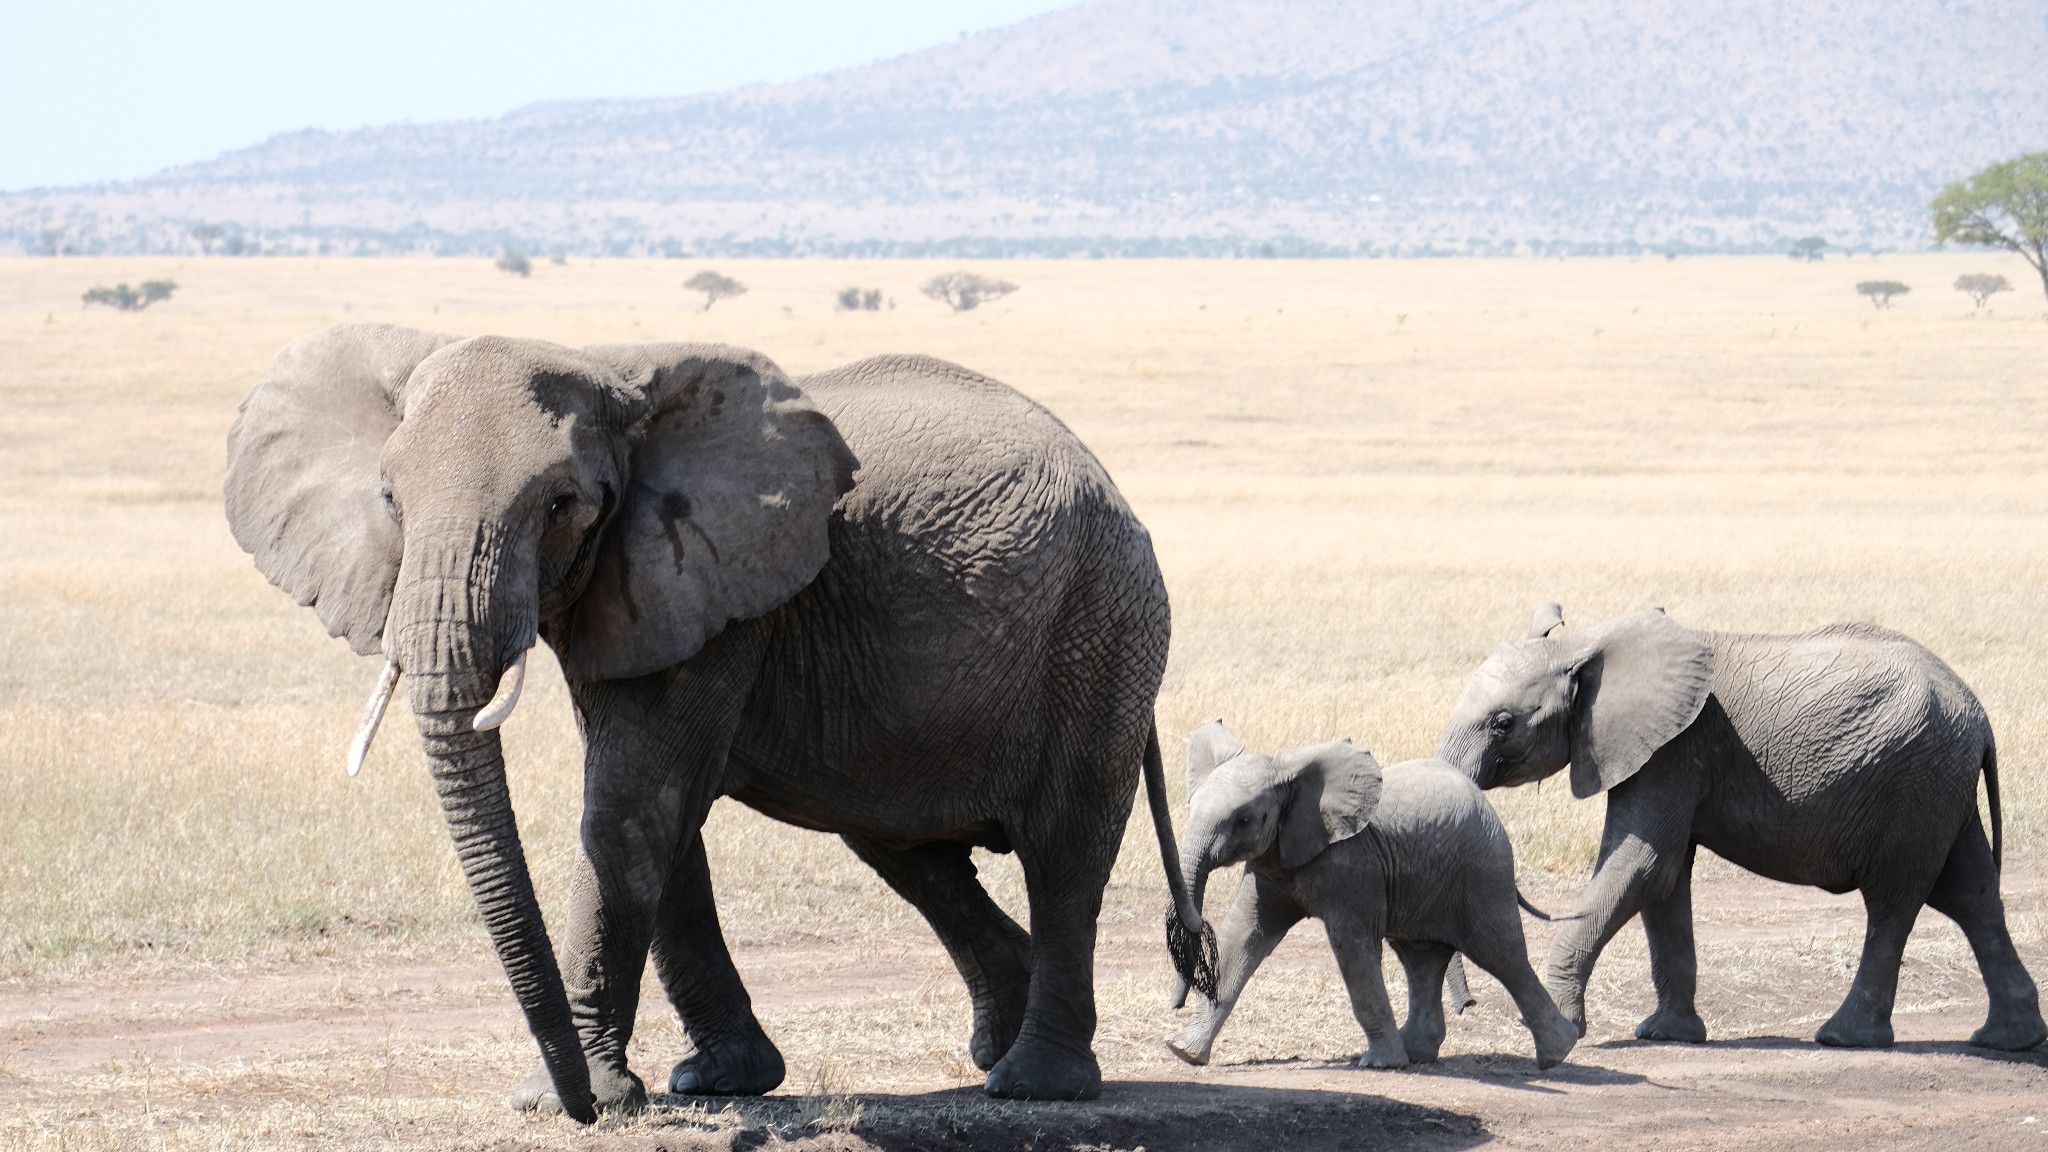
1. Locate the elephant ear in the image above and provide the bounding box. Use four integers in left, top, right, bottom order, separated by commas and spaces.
1273, 739, 1383, 869
224, 324, 458, 654
556, 343, 857, 682
1186, 719, 1246, 798
1567, 610, 1716, 798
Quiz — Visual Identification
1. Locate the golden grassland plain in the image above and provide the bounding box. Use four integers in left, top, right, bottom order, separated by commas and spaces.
1, 253, 2045, 1148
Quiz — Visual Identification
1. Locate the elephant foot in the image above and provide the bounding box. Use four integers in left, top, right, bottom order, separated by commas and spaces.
1531, 1009, 1579, 1070
1634, 1006, 1708, 1044
1815, 1010, 1894, 1049
1398, 1026, 1443, 1064
669, 1031, 787, 1096
1357, 1043, 1411, 1070
513, 1063, 644, 1116
1165, 1022, 1214, 1067
1969, 1013, 2048, 1052
983, 1036, 1101, 1100
1544, 977, 1589, 1039
968, 985, 1031, 1072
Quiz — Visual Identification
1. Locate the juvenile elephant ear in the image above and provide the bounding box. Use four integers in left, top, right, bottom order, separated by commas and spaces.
1273, 739, 1383, 869
1185, 719, 1246, 797
557, 344, 857, 682
224, 324, 458, 654
1567, 610, 1716, 798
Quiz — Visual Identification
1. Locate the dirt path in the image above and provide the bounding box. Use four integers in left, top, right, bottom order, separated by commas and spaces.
5, 862, 2048, 1150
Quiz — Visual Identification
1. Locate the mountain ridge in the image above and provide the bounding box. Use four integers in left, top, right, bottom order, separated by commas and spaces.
7, 0, 2044, 257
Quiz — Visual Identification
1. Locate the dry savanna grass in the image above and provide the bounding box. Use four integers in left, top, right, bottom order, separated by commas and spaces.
1, 253, 2045, 1149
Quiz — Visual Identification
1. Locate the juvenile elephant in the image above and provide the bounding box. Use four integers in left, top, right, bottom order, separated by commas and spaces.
224, 327, 1210, 1119
1437, 603, 2045, 1052
1165, 721, 1577, 1071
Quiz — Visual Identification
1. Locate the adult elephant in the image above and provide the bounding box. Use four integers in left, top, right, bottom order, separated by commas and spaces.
1437, 603, 2044, 1053
224, 326, 1209, 1120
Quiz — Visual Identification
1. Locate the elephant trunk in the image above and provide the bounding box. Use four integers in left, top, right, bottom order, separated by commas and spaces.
392, 523, 594, 1121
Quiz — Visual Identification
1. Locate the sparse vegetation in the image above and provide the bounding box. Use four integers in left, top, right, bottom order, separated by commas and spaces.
922, 271, 1017, 312
80, 280, 177, 310
1933, 151, 2048, 303
1789, 236, 1827, 262
1855, 280, 1910, 309
836, 286, 885, 312
495, 250, 532, 277
1954, 273, 2012, 310
686, 269, 748, 310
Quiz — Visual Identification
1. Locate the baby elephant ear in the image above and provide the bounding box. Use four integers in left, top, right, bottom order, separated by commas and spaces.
1185, 719, 1245, 797
1568, 610, 1715, 798
1273, 739, 1383, 868
225, 324, 459, 655
1529, 602, 1566, 639
557, 343, 857, 682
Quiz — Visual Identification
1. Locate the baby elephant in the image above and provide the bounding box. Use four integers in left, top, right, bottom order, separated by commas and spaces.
1166, 721, 1576, 1071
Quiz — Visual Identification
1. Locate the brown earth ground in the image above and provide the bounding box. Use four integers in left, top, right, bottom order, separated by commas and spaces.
3, 255, 2047, 1149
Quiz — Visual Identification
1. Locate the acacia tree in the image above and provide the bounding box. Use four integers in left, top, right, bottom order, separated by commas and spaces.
82, 280, 177, 311
1789, 236, 1827, 262
1932, 152, 2048, 303
1855, 280, 1910, 309
921, 271, 1017, 312
191, 224, 225, 254
1954, 273, 2011, 310
685, 270, 747, 311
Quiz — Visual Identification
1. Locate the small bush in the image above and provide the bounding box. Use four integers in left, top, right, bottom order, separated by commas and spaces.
1855, 280, 1910, 309
496, 251, 532, 277
1954, 273, 2011, 310
81, 280, 176, 311
686, 270, 748, 311
921, 272, 1017, 312
836, 287, 885, 312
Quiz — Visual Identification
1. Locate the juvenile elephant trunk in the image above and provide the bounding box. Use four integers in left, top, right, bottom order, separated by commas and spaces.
392, 524, 593, 1121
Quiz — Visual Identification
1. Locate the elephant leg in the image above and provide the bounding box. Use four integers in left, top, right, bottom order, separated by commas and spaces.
844, 836, 1034, 1072
1390, 941, 1453, 1063
1460, 907, 1578, 1070
515, 626, 765, 1115
1545, 809, 1691, 1038
1924, 816, 2046, 1051
1635, 844, 1707, 1043
651, 834, 787, 1095
1324, 908, 1407, 1069
1816, 883, 1930, 1048
983, 777, 1132, 1101
1167, 870, 1304, 1066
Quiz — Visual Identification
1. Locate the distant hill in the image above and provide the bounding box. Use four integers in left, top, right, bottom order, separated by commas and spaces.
7, 0, 2045, 257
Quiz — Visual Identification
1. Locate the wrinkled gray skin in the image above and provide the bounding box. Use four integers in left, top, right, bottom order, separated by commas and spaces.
1166, 722, 1577, 1071
224, 326, 1204, 1118
1438, 603, 2046, 1052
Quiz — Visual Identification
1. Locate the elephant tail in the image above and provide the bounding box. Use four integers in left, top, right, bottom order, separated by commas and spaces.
1146, 724, 1218, 1003
1985, 738, 2003, 872
1517, 889, 1582, 921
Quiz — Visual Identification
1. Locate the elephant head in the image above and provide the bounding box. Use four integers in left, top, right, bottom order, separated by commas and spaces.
223, 325, 856, 1121
1436, 604, 1715, 799
1179, 721, 1383, 919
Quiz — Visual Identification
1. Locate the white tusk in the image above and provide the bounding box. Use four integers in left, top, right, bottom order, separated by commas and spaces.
348, 661, 401, 777
471, 648, 529, 732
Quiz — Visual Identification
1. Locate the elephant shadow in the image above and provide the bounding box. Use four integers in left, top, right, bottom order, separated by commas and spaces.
1221, 1052, 1647, 1095
1602, 1034, 2048, 1067
634, 1080, 1490, 1151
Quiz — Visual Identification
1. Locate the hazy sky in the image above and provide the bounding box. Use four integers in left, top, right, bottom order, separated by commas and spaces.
0, 0, 1076, 191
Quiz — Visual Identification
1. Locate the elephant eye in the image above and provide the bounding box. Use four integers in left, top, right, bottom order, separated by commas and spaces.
546, 491, 577, 523
1488, 712, 1515, 733
379, 481, 400, 524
